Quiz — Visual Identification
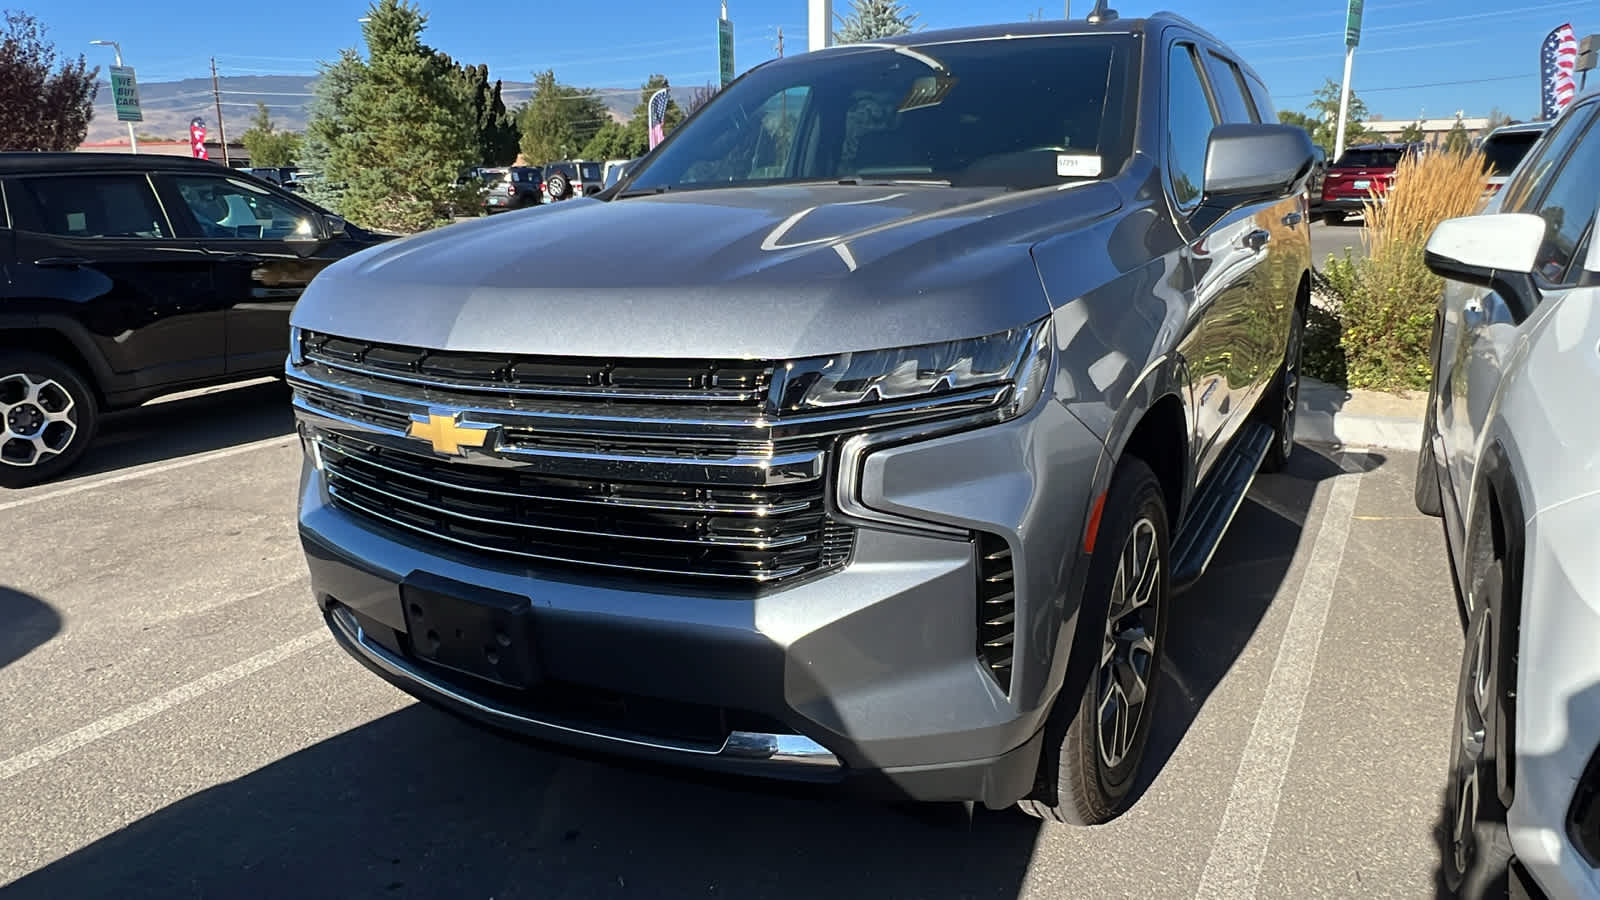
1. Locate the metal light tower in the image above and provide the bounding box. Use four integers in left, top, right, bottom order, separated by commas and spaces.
809, 0, 831, 52
1334, 0, 1364, 161
90, 40, 138, 154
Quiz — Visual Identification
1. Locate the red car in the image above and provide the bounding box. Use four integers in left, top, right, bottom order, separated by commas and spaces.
1319, 141, 1424, 225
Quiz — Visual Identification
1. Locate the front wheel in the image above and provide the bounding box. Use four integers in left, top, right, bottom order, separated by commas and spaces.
1258, 304, 1304, 473
1444, 573, 1513, 898
0, 352, 99, 488
1019, 457, 1170, 826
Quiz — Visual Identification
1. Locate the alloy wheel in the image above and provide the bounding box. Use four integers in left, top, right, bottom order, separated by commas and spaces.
0, 372, 78, 468
1097, 516, 1161, 770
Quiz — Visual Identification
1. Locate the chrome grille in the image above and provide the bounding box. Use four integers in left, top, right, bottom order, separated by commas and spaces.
308, 422, 852, 586
300, 331, 773, 405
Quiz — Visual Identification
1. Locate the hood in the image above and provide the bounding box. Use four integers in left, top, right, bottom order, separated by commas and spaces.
293, 183, 1122, 360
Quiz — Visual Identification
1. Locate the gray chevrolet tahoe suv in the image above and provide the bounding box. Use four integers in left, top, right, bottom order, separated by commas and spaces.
286, 10, 1313, 825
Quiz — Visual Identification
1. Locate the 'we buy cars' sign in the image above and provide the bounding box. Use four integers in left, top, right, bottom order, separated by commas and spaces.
109, 66, 143, 122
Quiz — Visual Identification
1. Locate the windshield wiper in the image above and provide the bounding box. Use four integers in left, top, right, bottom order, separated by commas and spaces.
615, 186, 670, 199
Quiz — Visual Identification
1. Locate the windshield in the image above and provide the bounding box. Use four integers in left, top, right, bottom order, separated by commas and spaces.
624, 34, 1137, 193
1334, 148, 1406, 169
580, 162, 602, 180
1480, 130, 1546, 175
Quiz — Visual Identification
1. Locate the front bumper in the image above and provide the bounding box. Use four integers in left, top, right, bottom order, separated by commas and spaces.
1507, 502, 1600, 900
296, 396, 1105, 808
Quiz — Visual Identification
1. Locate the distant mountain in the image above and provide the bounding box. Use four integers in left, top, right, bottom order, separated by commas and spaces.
86, 74, 637, 142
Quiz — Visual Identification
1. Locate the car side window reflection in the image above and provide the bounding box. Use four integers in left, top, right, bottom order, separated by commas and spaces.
1527, 115, 1600, 285
172, 175, 314, 240
1167, 42, 1219, 209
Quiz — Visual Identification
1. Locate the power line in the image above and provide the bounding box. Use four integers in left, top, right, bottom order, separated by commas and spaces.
1230, 0, 1593, 48
1272, 72, 1531, 100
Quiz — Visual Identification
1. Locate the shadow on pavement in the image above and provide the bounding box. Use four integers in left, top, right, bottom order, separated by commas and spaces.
7, 703, 1043, 900
67, 379, 295, 481
1131, 445, 1384, 807
0, 586, 60, 670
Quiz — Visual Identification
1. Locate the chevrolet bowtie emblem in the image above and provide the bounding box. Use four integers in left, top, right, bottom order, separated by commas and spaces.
406, 412, 493, 456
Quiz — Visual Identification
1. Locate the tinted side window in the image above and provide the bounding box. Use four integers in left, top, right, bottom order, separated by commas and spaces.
1244, 74, 1277, 121
1204, 51, 1259, 123
14, 174, 171, 239
1167, 42, 1219, 207
171, 175, 314, 240
1501, 102, 1596, 214
1527, 115, 1600, 284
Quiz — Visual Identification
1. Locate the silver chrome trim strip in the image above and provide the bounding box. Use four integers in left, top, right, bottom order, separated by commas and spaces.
328, 605, 840, 769
325, 486, 810, 582
288, 363, 1007, 441
305, 353, 768, 404
322, 459, 812, 551
315, 438, 814, 517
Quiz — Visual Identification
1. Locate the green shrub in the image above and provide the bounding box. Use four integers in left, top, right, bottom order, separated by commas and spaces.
1330, 148, 1489, 391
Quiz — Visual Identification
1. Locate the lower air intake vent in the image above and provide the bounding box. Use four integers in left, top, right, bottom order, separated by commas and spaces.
977, 533, 1016, 694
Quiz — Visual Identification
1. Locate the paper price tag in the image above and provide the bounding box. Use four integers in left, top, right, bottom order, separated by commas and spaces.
1056, 154, 1103, 178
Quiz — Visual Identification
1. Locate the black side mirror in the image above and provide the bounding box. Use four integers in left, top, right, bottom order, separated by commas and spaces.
324, 214, 347, 238
1203, 123, 1316, 201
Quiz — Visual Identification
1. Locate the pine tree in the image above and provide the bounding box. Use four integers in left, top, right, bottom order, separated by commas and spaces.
1397, 120, 1425, 144
1443, 118, 1471, 155
333, 0, 476, 232
517, 70, 608, 164
834, 0, 920, 44
300, 49, 365, 213
239, 102, 301, 168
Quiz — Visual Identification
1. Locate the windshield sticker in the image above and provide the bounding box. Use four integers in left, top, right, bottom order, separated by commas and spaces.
1057, 154, 1102, 178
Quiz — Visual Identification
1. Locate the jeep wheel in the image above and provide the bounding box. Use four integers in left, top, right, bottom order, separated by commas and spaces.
546, 173, 570, 200
1019, 457, 1169, 826
0, 352, 99, 488
1258, 304, 1304, 473
1444, 571, 1514, 898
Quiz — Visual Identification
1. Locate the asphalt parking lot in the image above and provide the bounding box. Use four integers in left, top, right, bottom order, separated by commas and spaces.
0, 347, 1464, 899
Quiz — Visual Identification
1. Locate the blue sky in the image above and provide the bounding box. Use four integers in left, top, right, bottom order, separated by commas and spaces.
42, 0, 1597, 122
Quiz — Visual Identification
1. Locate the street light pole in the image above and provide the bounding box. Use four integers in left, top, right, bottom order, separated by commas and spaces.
90, 40, 137, 154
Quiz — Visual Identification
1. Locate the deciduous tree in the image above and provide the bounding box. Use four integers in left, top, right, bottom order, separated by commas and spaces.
0, 11, 98, 151
239, 102, 301, 167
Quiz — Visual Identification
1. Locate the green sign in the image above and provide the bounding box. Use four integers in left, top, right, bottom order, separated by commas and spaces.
1345, 0, 1364, 47
109, 65, 143, 123
718, 18, 735, 87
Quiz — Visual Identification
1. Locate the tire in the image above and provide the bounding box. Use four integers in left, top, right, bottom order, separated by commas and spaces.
1444, 571, 1514, 898
546, 173, 570, 201
0, 352, 99, 489
1323, 210, 1345, 226
1257, 303, 1304, 474
1019, 457, 1170, 826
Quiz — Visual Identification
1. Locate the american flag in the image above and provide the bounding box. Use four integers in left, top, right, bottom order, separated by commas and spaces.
1541, 23, 1578, 120
647, 88, 671, 150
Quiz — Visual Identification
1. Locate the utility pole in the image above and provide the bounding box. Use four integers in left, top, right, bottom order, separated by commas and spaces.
776, 25, 784, 57
809, 0, 831, 52
1334, 0, 1364, 161
210, 57, 231, 166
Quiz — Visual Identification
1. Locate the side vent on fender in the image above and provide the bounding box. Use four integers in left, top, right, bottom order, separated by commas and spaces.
977, 532, 1017, 694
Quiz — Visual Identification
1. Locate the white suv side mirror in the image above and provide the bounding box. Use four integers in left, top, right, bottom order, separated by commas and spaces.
1424, 213, 1547, 281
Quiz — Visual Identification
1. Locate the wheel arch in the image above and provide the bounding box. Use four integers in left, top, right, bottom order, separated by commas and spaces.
0, 317, 110, 406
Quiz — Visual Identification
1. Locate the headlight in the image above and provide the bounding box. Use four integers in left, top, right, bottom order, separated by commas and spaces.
773, 318, 1053, 420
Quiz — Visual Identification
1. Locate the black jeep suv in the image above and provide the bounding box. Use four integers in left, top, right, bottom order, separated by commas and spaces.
0, 153, 389, 487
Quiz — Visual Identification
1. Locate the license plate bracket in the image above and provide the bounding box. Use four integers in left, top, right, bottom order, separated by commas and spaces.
401, 574, 539, 689
1353, 179, 1371, 190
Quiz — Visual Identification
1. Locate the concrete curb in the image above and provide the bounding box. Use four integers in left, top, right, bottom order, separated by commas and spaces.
1294, 376, 1425, 452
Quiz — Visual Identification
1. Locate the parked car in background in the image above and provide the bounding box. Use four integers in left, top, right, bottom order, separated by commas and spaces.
602, 158, 634, 190
0, 153, 391, 486
1319, 141, 1424, 225
1478, 121, 1554, 198
1414, 91, 1600, 900
483, 166, 543, 213
542, 160, 603, 201
286, 12, 1313, 826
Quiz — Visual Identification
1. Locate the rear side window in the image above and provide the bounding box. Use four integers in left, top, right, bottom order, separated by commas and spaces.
1203, 51, 1260, 123
1244, 74, 1277, 121
12, 174, 171, 239
580, 163, 601, 180
1167, 42, 1219, 207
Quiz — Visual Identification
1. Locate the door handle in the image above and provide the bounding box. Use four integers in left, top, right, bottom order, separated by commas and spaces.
34, 256, 91, 268
1239, 229, 1271, 252
216, 252, 266, 264
1283, 211, 1304, 227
